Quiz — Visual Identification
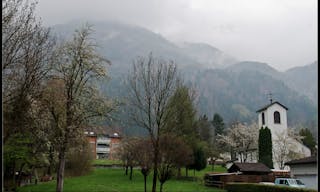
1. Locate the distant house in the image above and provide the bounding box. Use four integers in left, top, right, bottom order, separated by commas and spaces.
285, 156, 317, 190
97, 132, 121, 160
85, 126, 122, 160
228, 162, 271, 175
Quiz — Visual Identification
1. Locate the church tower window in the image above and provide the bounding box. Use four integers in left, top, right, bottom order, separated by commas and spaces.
274, 111, 280, 124
262, 112, 265, 125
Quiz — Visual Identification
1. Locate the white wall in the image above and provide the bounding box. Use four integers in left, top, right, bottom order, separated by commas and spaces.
290, 164, 317, 175
290, 164, 318, 190
266, 103, 287, 139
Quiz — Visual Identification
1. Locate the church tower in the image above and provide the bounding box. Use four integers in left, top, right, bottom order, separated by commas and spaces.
256, 100, 311, 169
256, 101, 289, 140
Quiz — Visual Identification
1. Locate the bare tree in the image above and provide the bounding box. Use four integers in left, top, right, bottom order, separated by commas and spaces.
48, 24, 115, 192
273, 129, 304, 170
134, 139, 154, 192
127, 54, 179, 192
217, 122, 258, 162
157, 134, 193, 192
118, 137, 140, 180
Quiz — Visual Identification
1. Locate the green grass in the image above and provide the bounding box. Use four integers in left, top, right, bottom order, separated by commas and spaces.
17, 166, 227, 192
193, 165, 227, 177
92, 159, 123, 166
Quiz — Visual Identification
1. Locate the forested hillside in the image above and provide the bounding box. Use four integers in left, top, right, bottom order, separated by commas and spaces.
52, 20, 318, 136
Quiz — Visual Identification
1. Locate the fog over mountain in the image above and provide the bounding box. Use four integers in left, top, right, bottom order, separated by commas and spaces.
37, 0, 317, 72
52, 20, 317, 136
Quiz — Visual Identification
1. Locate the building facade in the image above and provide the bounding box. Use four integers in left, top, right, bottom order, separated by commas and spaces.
85, 128, 122, 160
285, 156, 317, 190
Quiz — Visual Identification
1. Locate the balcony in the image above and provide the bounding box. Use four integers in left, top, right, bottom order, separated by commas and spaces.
96, 147, 110, 153
97, 137, 111, 144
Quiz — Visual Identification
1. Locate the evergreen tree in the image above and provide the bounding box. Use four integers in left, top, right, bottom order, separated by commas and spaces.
163, 85, 197, 144
188, 144, 207, 176
197, 115, 212, 144
211, 113, 225, 136
163, 85, 198, 177
258, 127, 273, 168
299, 128, 317, 155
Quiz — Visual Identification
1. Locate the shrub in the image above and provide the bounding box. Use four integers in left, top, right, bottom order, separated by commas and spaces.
65, 141, 94, 177
225, 183, 317, 192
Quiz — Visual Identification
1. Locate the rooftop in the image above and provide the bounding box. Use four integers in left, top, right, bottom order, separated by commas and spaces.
285, 156, 317, 165
256, 101, 288, 113
84, 125, 122, 138
228, 163, 271, 173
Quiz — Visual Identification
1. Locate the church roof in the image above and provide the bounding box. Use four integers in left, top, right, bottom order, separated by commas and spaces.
256, 101, 288, 113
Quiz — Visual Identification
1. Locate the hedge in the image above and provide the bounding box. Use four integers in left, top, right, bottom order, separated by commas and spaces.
225, 183, 318, 192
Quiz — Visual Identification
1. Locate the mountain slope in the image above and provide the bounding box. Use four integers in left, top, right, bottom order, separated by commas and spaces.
51, 20, 318, 136
283, 61, 318, 104
192, 68, 317, 128
52, 20, 237, 71
177, 42, 237, 68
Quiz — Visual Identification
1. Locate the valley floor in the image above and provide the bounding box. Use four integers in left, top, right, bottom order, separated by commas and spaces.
17, 166, 227, 192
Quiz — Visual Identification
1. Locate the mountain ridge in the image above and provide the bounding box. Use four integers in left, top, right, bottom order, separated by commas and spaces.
51, 20, 318, 136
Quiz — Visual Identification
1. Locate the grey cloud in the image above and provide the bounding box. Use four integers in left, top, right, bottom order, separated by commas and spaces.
36, 0, 317, 71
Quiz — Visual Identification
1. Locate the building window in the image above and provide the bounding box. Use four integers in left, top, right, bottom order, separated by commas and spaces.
274, 111, 281, 124
262, 112, 265, 125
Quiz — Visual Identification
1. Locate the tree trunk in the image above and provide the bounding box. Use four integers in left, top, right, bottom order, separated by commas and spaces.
152, 145, 159, 192
125, 165, 128, 175
144, 174, 147, 192
56, 151, 66, 192
160, 182, 164, 192
33, 167, 38, 185
152, 164, 158, 192
47, 146, 54, 175
12, 161, 17, 190
211, 162, 215, 172
185, 167, 188, 177
177, 167, 181, 178
129, 166, 133, 180
16, 163, 26, 187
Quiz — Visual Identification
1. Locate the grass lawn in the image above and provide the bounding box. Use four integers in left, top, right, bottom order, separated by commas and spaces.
17, 166, 227, 192
92, 159, 123, 166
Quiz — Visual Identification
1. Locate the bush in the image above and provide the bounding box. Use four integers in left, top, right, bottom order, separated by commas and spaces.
65, 141, 94, 177
225, 183, 317, 192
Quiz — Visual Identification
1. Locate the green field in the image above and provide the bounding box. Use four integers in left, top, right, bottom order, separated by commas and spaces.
17, 166, 227, 192
92, 159, 123, 165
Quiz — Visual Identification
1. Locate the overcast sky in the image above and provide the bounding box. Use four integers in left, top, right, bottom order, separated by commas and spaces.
36, 0, 317, 71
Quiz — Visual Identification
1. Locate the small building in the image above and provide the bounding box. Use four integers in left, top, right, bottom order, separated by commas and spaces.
285, 156, 318, 190
205, 163, 273, 188
228, 162, 271, 175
